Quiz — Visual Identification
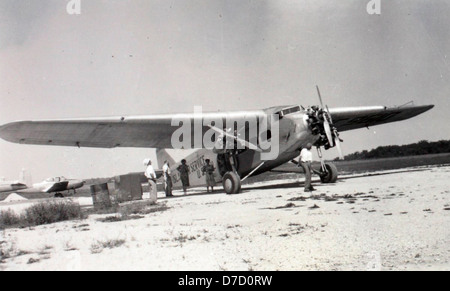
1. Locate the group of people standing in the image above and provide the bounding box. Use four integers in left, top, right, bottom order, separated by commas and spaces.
144, 158, 217, 197
144, 143, 316, 197
145, 159, 175, 197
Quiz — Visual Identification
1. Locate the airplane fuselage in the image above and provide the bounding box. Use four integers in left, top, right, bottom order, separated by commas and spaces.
167, 109, 319, 189
32, 177, 85, 194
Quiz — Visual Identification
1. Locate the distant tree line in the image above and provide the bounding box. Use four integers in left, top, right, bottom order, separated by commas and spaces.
340, 140, 450, 160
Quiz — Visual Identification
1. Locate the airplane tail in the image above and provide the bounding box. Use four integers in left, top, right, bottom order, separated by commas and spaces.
156, 149, 176, 168
19, 168, 33, 187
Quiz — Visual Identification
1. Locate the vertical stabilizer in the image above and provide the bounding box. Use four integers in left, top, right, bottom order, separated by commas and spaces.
19, 168, 33, 187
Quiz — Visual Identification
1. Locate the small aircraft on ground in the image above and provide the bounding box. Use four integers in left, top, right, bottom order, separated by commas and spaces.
31, 176, 85, 197
0, 88, 434, 194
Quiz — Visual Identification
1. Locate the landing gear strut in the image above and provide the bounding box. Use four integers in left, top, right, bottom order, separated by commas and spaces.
318, 163, 338, 183
313, 147, 339, 183
220, 153, 242, 195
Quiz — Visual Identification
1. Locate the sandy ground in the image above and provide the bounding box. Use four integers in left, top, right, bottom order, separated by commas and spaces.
1, 165, 449, 271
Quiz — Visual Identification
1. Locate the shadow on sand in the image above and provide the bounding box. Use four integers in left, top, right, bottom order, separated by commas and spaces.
158, 168, 428, 199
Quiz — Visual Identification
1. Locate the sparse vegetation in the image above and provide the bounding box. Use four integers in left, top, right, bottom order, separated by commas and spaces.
173, 232, 196, 246
1, 198, 169, 230
97, 214, 144, 223
63, 242, 78, 252
96, 201, 169, 223
267, 203, 298, 210
27, 258, 40, 264
90, 239, 126, 254
0, 209, 21, 229
0, 201, 85, 230
39, 245, 54, 255
119, 201, 169, 216
23, 201, 85, 226
0, 240, 31, 264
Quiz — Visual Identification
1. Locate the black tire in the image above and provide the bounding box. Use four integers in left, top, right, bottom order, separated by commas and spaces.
54, 193, 64, 198
320, 163, 338, 183
222, 171, 241, 194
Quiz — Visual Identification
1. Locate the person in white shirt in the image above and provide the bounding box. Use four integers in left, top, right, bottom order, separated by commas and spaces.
162, 160, 173, 197
299, 143, 315, 192
145, 160, 158, 198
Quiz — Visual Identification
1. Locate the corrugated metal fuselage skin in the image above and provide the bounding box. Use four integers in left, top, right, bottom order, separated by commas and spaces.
235, 111, 319, 178
167, 111, 319, 189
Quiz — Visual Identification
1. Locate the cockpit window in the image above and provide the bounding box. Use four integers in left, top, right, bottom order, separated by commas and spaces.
280, 106, 301, 116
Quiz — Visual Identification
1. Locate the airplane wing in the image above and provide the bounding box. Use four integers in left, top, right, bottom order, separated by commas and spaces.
328, 105, 434, 132
0, 105, 433, 149
0, 183, 27, 193
0, 111, 266, 149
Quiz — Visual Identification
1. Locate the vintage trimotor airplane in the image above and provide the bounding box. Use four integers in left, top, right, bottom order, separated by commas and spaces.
0, 87, 434, 194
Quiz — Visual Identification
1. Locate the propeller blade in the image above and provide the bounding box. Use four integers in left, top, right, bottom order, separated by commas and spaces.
334, 135, 344, 160
316, 85, 324, 108
325, 105, 334, 123
323, 118, 334, 147
316, 85, 344, 158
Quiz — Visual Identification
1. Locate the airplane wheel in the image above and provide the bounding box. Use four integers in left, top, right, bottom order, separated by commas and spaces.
222, 171, 241, 194
54, 193, 64, 198
320, 163, 338, 183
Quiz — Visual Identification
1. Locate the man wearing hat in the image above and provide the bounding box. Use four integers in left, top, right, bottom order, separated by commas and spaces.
144, 159, 158, 199
299, 143, 316, 192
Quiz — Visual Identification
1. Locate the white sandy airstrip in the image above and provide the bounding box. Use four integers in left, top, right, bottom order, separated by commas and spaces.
1, 165, 449, 271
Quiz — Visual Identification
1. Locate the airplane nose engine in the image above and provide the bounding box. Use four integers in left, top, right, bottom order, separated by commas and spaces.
305, 86, 344, 160
306, 107, 336, 149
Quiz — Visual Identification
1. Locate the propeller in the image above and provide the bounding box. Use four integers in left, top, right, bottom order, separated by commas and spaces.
315, 86, 344, 160
316, 86, 334, 147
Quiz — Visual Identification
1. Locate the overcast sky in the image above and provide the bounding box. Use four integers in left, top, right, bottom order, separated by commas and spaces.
1, 0, 449, 182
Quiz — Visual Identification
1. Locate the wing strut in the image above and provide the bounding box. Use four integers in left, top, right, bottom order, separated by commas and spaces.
241, 162, 266, 182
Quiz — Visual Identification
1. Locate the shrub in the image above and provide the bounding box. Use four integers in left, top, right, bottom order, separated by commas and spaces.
23, 200, 85, 226
0, 209, 22, 229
